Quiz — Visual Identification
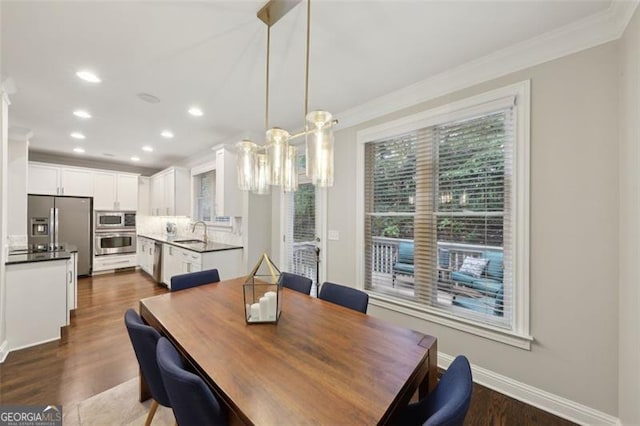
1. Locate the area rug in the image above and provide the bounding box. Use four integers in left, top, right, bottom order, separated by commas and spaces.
62, 378, 174, 426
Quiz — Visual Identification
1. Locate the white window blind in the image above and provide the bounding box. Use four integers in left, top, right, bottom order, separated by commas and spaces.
364, 108, 514, 328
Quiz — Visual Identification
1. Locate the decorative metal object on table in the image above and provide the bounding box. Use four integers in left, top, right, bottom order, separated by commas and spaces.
243, 253, 282, 324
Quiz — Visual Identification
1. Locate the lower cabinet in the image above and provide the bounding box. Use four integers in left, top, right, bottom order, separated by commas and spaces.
138, 237, 155, 275
162, 244, 243, 289
93, 253, 137, 272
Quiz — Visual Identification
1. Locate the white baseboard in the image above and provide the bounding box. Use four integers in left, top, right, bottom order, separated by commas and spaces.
0, 340, 8, 363
438, 353, 619, 426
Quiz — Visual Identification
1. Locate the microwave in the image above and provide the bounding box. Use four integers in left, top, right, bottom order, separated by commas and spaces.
95, 211, 136, 231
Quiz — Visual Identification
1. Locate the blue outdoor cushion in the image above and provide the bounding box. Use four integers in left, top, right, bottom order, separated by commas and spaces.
484, 251, 503, 281
468, 278, 502, 297
397, 242, 414, 264
393, 263, 415, 275
453, 295, 498, 315
451, 271, 476, 286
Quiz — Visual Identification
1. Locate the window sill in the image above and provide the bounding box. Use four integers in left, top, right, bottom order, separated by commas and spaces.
368, 293, 533, 350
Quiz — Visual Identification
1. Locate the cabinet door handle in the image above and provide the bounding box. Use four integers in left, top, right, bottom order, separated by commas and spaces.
166, 207, 169, 215
68, 270, 72, 283
61, 187, 64, 195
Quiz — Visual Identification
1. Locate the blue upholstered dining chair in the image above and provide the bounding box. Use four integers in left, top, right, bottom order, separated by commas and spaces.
124, 309, 171, 426
156, 337, 228, 426
398, 355, 473, 426
170, 268, 220, 291
318, 282, 369, 313
279, 272, 313, 295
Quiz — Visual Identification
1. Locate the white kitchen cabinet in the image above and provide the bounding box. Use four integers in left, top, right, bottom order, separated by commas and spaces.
93, 253, 137, 272
150, 167, 189, 216
138, 237, 155, 275
215, 148, 242, 217
138, 176, 151, 215
6, 259, 67, 352
94, 171, 139, 211
161, 244, 242, 289
61, 168, 94, 197
28, 163, 61, 195
117, 174, 139, 210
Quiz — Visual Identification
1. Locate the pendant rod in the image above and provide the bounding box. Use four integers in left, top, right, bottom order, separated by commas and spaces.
304, 0, 310, 120
265, 25, 271, 131
289, 119, 339, 141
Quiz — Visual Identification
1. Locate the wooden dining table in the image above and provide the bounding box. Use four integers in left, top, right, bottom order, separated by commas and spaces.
139, 277, 437, 425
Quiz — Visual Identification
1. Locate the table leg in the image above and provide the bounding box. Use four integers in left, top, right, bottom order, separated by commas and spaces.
419, 338, 438, 399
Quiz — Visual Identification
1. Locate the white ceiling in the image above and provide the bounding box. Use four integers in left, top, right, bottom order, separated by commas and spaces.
1, 0, 612, 169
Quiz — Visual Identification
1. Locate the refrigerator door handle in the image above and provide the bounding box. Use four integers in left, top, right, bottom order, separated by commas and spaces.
49, 207, 55, 248
54, 207, 59, 248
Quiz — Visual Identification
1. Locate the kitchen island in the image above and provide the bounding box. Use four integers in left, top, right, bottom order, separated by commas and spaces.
4, 245, 78, 358
137, 234, 243, 288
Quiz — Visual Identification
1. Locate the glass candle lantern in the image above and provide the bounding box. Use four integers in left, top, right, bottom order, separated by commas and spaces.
243, 253, 282, 324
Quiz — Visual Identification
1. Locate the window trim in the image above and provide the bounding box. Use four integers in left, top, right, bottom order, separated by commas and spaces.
355, 80, 532, 349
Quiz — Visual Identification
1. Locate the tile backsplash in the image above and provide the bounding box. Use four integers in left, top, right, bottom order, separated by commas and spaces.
136, 216, 243, 246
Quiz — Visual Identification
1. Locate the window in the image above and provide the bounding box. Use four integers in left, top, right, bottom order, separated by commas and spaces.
357, 82, 531, 348
194, 170, 214, 222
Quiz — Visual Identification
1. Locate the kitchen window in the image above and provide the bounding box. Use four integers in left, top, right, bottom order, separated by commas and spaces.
356, 81, 531, 348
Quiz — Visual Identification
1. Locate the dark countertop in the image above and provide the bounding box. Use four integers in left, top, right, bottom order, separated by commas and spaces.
138, 234, 243, 254
6, 244, 78, 265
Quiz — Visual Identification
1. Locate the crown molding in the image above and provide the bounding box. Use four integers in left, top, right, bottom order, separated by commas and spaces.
337, 0, 639, 130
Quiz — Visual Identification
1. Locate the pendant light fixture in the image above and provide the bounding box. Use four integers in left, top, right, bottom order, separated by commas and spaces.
236, 0, 337, 194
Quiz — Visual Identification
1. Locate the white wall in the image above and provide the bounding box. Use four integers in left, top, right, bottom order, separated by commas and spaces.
617, 6, 640, 425
324, 41, 620, 415
0, 90, 9, 359
7, 139, 28, 239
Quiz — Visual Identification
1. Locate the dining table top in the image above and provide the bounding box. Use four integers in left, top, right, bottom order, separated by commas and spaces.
140, 276, 437, 425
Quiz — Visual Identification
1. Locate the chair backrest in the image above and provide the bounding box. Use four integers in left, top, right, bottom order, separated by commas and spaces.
423, 355, 473, 426
319, 282, 369, 314
398, 242, 414, 264
279, 272, 313, 295
156, 337, 227, 426
124, 309, 171, 407
170, 268, 220, 291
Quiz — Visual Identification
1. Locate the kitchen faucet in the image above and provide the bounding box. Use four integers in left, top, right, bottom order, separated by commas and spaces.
192, 221, 208, 243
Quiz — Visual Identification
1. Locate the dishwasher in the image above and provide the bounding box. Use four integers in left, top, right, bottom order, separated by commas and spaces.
152, 241, 163, 283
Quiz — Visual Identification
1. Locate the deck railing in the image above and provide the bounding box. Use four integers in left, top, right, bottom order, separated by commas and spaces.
370, 236, 502, 275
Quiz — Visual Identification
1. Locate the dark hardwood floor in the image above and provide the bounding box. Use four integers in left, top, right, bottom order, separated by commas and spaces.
0, 270, 576, 425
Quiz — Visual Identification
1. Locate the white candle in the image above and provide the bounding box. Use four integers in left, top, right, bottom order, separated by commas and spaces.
259, 296, 269, 321
250, 303, 261, 322
265, 291, 277, 320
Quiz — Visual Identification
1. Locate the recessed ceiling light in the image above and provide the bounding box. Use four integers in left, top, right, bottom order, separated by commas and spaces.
73, 147, 85, 154
160, 130, 174, 139
131, 156, 140, 162
73, 110, 92, 119
76, 70, 101, 83
70, 132, 86, 140
142, 146, 154, 152
188, 106, 203, 117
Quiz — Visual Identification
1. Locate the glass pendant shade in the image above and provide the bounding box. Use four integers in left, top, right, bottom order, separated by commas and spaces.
266, 127, 290, 186
253, 153, 271, 195
283, 145, 298, 192
236, 139, 258, 191
305, 110, 334, 187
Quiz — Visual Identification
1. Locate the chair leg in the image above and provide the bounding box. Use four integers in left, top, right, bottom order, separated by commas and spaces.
145, 400, 159, 426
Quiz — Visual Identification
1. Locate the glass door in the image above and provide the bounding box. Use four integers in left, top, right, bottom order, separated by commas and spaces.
282, 151, 326, 296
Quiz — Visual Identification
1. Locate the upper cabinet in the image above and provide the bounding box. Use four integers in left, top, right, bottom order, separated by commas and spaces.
93, 171, 139, 210
29, 162, 93, 197
28, 162, 139, 211
150, 167, 189, 216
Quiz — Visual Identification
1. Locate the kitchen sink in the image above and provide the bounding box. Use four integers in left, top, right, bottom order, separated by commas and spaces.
173, 239, 205, 244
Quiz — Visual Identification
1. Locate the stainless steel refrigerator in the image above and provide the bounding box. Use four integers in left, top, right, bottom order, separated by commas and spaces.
28, 195, 92, 275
